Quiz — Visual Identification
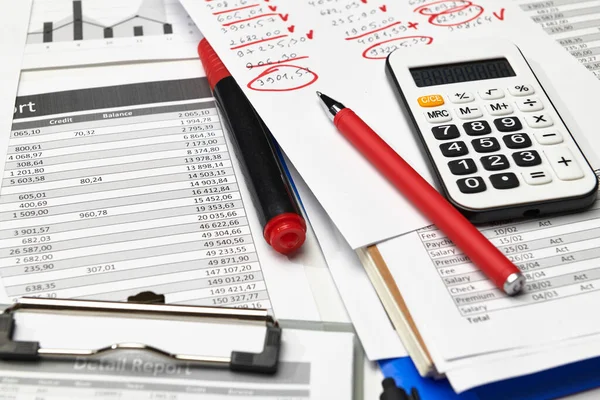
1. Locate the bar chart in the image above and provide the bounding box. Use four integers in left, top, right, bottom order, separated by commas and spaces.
24, 0, 202, 68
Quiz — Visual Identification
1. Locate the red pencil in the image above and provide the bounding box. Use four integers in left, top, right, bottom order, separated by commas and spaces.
317, 92, 525, 296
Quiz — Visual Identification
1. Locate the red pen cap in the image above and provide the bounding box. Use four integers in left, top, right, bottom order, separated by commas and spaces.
263, 213, 306, 255
198, 38, 231, 90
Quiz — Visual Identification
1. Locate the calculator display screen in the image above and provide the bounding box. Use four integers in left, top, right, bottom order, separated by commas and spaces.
409, 58, 516, 87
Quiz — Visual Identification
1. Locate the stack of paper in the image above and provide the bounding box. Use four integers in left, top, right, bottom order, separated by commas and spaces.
0, 2, 360, 399
5, 0, 600, 397
178, 0, 600, 394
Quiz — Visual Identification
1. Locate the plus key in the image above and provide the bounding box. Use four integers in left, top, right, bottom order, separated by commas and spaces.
544, 147, 584, 181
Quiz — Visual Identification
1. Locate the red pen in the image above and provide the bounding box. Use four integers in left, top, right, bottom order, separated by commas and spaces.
198, 39, 306, 255
317, 92, 525, 296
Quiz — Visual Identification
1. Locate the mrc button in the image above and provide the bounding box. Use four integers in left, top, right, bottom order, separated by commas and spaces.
417, 95, 444, 107
424, 108, 451, 123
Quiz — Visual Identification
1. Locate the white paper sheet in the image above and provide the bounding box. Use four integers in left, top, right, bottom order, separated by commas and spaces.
22, 0, 201, 69
445, 332, 600, 392
0, 0, 32, 181
376, 159, 600, 386
289, 160, 407, 361
0, 311, 355, 399
179, 0, 600, 249
0, 60, 336, 323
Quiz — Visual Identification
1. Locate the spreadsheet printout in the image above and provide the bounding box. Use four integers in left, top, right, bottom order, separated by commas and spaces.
0, 0, 32, 181
517, 0, 600, 79
377, 167, 600, 365
0, 64, 327, 322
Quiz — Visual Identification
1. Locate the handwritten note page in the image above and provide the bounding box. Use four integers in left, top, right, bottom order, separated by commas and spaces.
180, 0, 598, 248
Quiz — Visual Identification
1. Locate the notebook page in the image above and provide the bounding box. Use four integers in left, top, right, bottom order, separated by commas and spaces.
180, 0, 600, 249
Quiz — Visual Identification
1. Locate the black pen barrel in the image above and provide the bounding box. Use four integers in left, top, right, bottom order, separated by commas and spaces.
213, 77, 305, 252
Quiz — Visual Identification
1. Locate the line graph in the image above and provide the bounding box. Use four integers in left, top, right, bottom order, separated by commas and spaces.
24, 0, 202, 68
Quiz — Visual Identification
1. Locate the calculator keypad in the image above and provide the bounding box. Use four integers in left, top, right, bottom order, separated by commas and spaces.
525, 113, 553, 128
440, 141, 468, 157
479, 88, 504, 100
485, 101, 513, 116
490, 173, 520, 189
544, 147, 584, 180
493, 117, 522, 132
515, 97, 543, 112
502, 133, 532, 149
513, 150, 542, 167
508, 84, 535, 96
463, 120, 491, 136
457, 177, 486, 193
472, 137, 500, 153
480, 154, 510, 171
456, 106, 483, 119
448, 91, 474, 103
432, 125, 459, 140
448, 159, 477, 175
534, 131, 563, 145
419, 83, 588, 199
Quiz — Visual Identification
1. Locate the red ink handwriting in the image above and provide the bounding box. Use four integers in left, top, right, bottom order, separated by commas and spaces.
493, 8, 506, 20
362, 36, 433, 59
414, 0, 484, 27
247, 65, 319, 92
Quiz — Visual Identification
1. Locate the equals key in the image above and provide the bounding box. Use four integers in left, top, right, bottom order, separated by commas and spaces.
524, 169, 552, 185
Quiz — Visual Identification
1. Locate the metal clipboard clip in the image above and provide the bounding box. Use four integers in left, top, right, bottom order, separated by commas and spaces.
0, 296, 282, 374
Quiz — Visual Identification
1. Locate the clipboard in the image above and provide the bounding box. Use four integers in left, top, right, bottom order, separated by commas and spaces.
0, 294, 282, 375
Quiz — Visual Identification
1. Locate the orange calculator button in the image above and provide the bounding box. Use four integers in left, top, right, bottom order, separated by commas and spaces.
418, 95, 444, 107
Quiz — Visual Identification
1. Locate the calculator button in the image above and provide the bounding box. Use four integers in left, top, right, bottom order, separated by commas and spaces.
440, 141, 468, 157
485, 102, 513, 116
493, 117, 522, 132
457, 177, 486, 193
523, 168, 552, 185
515, 97, 543, 112
455, 106, 483, 120
480, 154, 510, 171
508, 84, 535, 97
490, 173, 520, 190
463, 120, 491, 136
502, 133, 532, 149
543, 147, 584, 180
512, 150, 542, 167
432, 124, 459, 140
534, 131, 563, 145
448, 91, 474, 103
424, 109, 452, 123
525, 113, 553, 129
418, 95, 444, 107
471, 137, 500, 153
448, 159, 477, 175
479, 88, 504, 100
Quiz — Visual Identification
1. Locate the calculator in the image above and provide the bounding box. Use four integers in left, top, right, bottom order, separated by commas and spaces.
385, 39, 598, 222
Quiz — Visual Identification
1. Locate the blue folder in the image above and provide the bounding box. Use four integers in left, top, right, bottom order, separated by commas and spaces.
379, 356, 600, 399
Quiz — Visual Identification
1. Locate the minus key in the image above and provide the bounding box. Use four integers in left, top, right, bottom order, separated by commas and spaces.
534, 131, 563, 145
